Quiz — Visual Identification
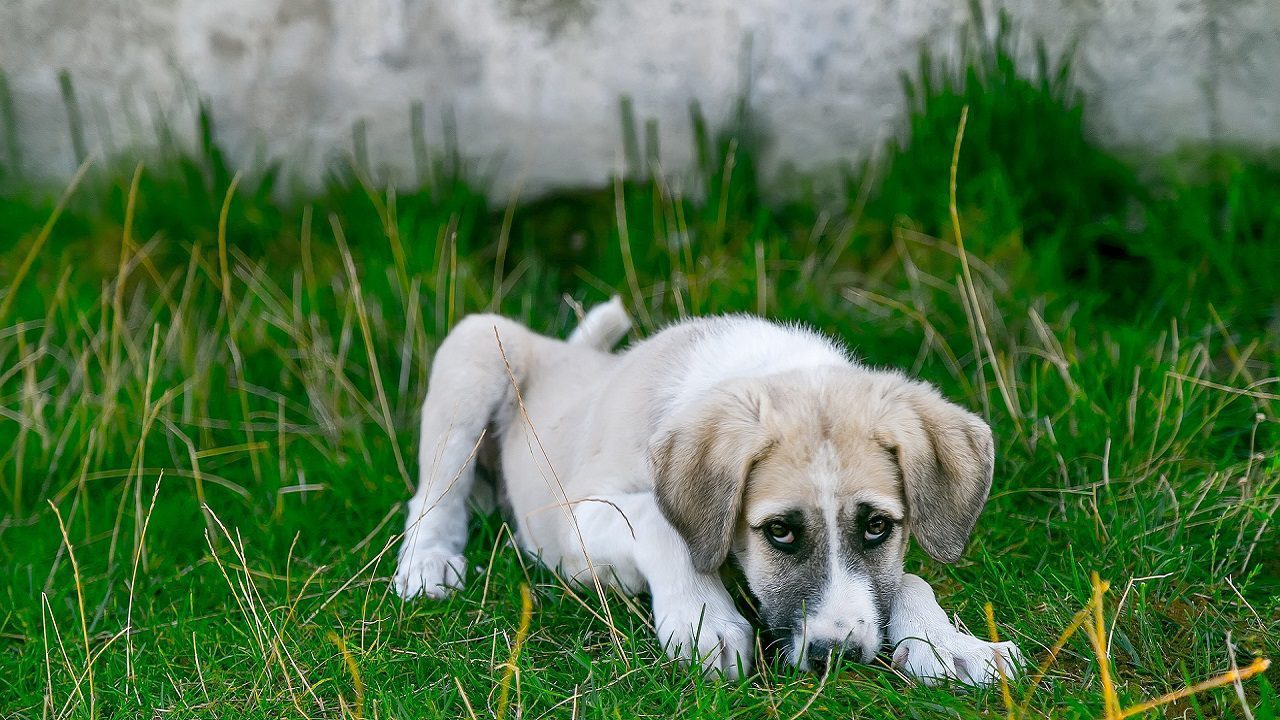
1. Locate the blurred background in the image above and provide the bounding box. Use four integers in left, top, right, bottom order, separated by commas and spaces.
3, 1, 1279, 197
3, 0, 1279, 321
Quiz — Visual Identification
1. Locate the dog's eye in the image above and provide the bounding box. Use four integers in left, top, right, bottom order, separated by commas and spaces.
863, 516, 892, 546
763, 521, 796, 548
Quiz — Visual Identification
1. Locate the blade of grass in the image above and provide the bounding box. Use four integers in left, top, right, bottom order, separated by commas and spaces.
0, 155, 95, 326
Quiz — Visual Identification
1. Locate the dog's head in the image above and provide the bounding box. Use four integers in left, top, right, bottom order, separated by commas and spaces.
650, 366, 993, 671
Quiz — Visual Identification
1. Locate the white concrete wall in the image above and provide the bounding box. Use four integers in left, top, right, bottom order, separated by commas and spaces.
1, 0, 1277, 199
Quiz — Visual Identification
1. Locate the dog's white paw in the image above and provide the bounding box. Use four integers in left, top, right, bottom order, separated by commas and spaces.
893, 632, 1023, 687
655, 600, 754, 680
393, 547, 467, 600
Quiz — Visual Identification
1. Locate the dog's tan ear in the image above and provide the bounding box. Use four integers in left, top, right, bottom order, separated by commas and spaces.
882, 384, 994, 564
650, 381, 773, 573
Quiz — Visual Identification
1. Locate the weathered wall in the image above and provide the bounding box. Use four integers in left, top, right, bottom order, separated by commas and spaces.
1, 0, 1277, 198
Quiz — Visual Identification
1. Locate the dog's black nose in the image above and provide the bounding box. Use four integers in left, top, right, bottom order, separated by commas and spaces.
807, 640, 838, 673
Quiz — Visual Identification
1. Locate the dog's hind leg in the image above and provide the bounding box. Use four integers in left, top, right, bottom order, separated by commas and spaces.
394, 314, 539, 600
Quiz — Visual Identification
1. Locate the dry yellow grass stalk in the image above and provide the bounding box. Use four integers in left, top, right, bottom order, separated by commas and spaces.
496, 583, 535, 720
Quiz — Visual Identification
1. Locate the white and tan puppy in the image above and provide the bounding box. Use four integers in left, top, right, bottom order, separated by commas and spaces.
393, 300, 1022, 684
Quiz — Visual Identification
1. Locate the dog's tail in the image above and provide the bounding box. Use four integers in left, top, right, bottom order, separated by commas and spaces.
568, 296, 632, 350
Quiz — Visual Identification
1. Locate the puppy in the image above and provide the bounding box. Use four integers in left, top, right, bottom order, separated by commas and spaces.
393, 300, 1021, 683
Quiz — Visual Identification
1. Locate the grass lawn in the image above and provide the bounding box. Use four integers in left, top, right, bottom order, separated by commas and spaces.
2, 25, 1279, 719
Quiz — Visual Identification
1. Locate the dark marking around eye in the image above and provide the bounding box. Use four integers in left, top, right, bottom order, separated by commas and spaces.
846, 503, 898, 550
758, 510, 806, 553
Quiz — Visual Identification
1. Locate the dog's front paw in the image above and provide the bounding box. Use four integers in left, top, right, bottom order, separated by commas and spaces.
393, 547, 467, 600
655, 600, 754, 680
893, 632, 1023, 687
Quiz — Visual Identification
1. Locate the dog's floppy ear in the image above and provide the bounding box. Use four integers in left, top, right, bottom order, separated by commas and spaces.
650, 381, 773, 573
881, 383, 994, 564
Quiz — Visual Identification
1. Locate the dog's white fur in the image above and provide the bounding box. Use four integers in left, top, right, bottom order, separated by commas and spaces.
394, 300, 1021, 683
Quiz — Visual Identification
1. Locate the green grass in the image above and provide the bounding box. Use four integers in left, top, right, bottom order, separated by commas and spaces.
1, 18, 1279, 718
